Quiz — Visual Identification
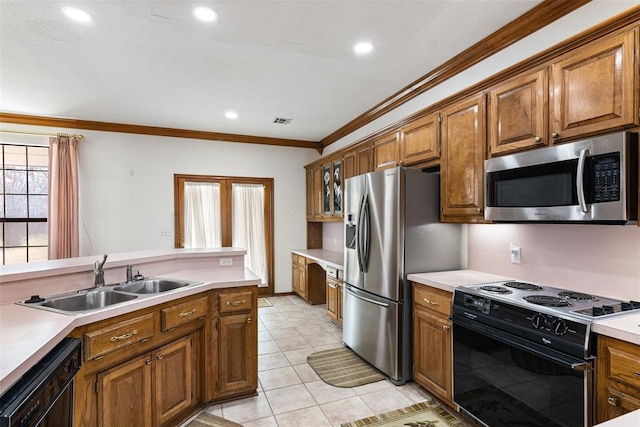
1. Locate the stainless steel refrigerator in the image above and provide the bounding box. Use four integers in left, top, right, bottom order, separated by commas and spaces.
343, 167, 463, 384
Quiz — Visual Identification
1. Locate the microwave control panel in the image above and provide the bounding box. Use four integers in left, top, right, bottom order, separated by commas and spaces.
590, 153, 620, 203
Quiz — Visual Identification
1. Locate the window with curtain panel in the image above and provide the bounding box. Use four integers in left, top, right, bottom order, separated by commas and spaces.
0, 141, 49, 265
174, 174, 274, 295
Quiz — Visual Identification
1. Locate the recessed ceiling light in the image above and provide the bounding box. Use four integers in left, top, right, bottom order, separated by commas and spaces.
354, 41, 374, 55
225, 111, 238, 119
193, 6, 218, 22
61, 6, 92, 23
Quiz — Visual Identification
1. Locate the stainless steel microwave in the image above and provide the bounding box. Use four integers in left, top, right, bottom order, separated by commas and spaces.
484, 132, 638, 224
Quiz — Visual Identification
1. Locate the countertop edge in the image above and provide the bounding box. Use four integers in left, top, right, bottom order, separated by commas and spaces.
292, 249, 344, 270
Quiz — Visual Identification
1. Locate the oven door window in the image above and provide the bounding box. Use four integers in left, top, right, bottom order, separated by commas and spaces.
453, 323, 587, 427
486, 159, 578, 207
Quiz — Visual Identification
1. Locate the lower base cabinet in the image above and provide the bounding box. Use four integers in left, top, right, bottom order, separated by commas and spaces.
596, 335, 640, 424
98, 336, 192, 427
326, 267, 343, 326
412, 282, 454, 407
72, 287, 257, 427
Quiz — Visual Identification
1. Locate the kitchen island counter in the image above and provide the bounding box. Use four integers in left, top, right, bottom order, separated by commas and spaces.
0, 248, 260, 395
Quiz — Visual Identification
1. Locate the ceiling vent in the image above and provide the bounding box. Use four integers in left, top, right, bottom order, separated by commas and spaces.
273, 117, 293, 124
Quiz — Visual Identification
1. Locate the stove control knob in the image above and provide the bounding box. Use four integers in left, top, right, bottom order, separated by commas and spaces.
553, 319, 568, 336
531, 314, 546, 329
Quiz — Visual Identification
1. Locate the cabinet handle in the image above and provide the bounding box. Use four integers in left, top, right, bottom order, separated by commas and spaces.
423, 298, 440, 306
328, 283, 338, 289
178, 308, 197, 318
607, 396, 619, 407
146, 359, 153, 365
247, 317, 252, 324
110, 329, 138, 342
534, 136, 542, 142
442, 325, 450, 331
156, 353, 164, 360
552, 132, 559, 138
226, 300, 247, 306
635, 372, 640, 378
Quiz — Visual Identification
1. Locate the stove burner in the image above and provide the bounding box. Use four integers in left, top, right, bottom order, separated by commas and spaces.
504, 281, 543, 291
558, 291, 597, 301
479, 285, 512, 294
523, 295, 573, 307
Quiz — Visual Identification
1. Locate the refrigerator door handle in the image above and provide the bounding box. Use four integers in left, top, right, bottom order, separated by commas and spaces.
362, 196, 371, 271
345, 286, 389, 308
357, 194, 367, 273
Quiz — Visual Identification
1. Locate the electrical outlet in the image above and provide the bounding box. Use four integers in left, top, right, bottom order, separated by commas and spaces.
219, 258, 233, 266
160, 229, 172, 236
510, 244, 521, 264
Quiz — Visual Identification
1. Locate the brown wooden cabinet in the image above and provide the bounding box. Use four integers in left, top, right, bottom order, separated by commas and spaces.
344, 142, 374, 179
488, 69, 549, 156
373, 131, 400, 170
291, 253, 327, 305
551, 29, 638, 143
440, 94, 487, 223
412, 283, 454, 407
399, 112, 441, 165
596, 335, 640, 424
306, 158, 343, 222
217, 288, 258, 397
325, 267, 343, 326
72, 288, 258, 427
306, 166, 324, 220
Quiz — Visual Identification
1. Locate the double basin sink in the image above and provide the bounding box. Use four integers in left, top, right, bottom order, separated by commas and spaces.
20, 278, 202, 315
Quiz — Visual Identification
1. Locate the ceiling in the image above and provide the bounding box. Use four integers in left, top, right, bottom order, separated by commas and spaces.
0, 0, 548, 144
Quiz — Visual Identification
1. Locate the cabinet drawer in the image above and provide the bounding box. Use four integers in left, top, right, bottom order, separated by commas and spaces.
414, 285, 452, 317
161, 295, 209, 331
219, 290, 253, 314
84, 313, 154, 360
609, 346, 640, 389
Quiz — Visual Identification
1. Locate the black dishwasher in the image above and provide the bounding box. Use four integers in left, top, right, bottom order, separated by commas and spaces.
0, 338, 81, 427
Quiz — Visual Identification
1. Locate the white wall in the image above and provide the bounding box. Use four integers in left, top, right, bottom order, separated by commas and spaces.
1, 124, 320, 294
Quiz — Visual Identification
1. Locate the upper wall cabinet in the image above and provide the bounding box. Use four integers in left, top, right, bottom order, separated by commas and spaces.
306, 159, 343, 222
488, 69, 549, 156
550, 29, 638, 143
399, 112, 441, 165
373, 131, 400, 170
441, 94, 487, 223
343, 142, 373, 180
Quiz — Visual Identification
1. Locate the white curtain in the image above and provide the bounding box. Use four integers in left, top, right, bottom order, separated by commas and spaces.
232, 184, 267, 286
184, 182, 221, 248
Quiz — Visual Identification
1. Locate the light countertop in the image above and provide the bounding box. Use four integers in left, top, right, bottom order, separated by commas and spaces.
0, 251, 260, 395
591, 313, 640, 346
407, 269, 514, 293
595, 409, 640, 427
292, 249, 343, 270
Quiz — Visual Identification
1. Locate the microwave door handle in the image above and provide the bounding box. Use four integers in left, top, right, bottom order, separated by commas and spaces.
576, 148, 589, 213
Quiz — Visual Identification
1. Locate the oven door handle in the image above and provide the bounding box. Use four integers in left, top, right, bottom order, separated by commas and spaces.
452, 314, 590, 370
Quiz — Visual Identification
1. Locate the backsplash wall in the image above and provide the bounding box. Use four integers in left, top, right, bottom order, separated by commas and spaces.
468, 223, 640, 301
322, 223, 344, 253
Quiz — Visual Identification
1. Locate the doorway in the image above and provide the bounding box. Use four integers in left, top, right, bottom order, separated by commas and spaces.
174, 174, 274, 296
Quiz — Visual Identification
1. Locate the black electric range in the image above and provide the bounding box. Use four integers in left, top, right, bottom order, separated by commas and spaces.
452, 280, 640, 359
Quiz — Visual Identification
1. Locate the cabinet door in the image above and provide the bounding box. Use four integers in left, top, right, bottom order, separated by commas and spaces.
312, 166, 323, 219
306, 169, 314, 219
333, 159, 342, 215
373, 132, 399, 170
219, 312, 257, 395
98, 353, 153, 427
154, 336, 193, 425
551, 30, 637, 142
488, 69, 548, 156
326, 278, 338, 322
356, 143, 373, 175
413, 307, 452, 405
441, 94, 487, 222
400, 113, 440, 165
343, 151, 356, 180
336, 282, 344, 326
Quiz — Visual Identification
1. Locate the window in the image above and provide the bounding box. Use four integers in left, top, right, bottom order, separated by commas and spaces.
0, 143, 49, 265
174, 174, 274, 296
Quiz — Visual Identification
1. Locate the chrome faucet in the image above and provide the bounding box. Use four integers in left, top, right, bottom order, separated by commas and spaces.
94, 254, 107, 287
126, 264, 133, 283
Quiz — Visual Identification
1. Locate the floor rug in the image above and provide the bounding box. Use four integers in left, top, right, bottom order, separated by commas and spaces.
307, 347, 385, 388
184, 412, 243, 427
341, 400, 467, 427
257, 297, 272, 307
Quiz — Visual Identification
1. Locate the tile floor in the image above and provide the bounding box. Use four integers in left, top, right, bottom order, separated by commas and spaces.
189, 294, 471, 427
